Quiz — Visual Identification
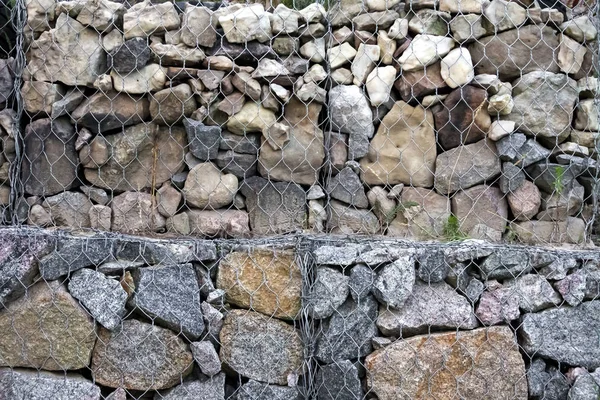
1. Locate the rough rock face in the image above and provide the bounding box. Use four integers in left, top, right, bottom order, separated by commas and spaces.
219, 310, 304, 385
92, 319, 193, 390
111, 192, 165, 233
216, 249, 302, 320
0, 368, 101, 400
0, 281, 96, 370
365, 326, 528, 400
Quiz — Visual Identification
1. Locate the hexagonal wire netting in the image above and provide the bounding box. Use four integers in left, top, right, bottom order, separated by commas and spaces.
0, 0, 599, 398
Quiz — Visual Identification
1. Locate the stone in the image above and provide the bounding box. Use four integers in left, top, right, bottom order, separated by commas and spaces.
22, 118, 78, 196
240, 176, 305, 235
452, 185, 508, 241
349, 264, 375, 301
68, 268, 128, 330
0, 369, 101, 400
450, 14, 489, 43
361, 101, 436, 187
71, 91, 150, 134
367, 186, 396, 223
434, 86, 490, 150
27, 14, 106, 87
237, 380, 300, 400
84, 123, 185, 191
480, 249, 534, 280
227, 102, 276, 135
441, 0, 485, 12
366, 66, 396, 106
328, 43, 358, 69
299, 38, 325, 63
0, 59, 12, 106
111, 192, 165, 233
93, 319, 192, 390
408, 9, 451, 36
504, 274, 562, 312
308, 266, 350, 319
353, 11, 398, 31
398, 34, 455, 71
417, 250, 448, 283
181, 6, 216, 48
197, 70, 225, 91
378, 31, 396, 65
123, 1, 179, 39
22, 81, 65, 115
469, 26, 560, 80
220, 310, 303, 385
42, 191, 93, 228
526, 161, 580, 194
352, 44, 380, 85
183, 118, 220, 161
499, 162, 525, 194
219, 4, 271, 44
483, 0, 526, 32
0, 281, 95, 370
190, 341, 221, 377
575, 99, 599, 131
511, 217, 587, 245
156, 184, 181, 218
508, 180, 541, 221
150, 44, 206, 67
554, 270, 586, 306
296, 82, 327, 104
220, 131, 260, 154
316, 360, 363, 400
150, 84, 196, 125
440, 48, 474, 88
329, 85, 374, 160
304, 64, 327, 85
182, 162, 237, 210
569, 370, 600, 400
506, 71, 577, 144
186, 210, 250, 238
394, 62, 447, 102
215, 150, 257, 178
366, 326, 527, 400
155, 375, 225, 400
488, 120, 515, 141
538, 182, 585, 221
111, 64, 166, 94
217, 249, 301, 320
327, 200, 380, 234
49, 88, 84, 119
327, 167, 368, 208
258, 98, 324, 185
388, 18, 409, 39
316, 295, 378, 363
217, 92, 246, 117
434, 140, 501, 194
372, 256, 415, 309
560, 16, 597, 43
558, 33, 587, 75
108, 37, 151, 74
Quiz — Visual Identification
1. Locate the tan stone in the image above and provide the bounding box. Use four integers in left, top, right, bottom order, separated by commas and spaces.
360, 101, 436, 187
183, 163, 238, 209
217, 250, 301, 320
227, 102, 277, 135
365, 326, 527, 400
507, 180, 541, 221
0, 281, 96, 371
22, 81, 65, 114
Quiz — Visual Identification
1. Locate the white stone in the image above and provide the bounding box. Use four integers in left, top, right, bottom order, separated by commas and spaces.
300, 38, 326, 63
398, 34, 455, 71
378, 31, 396, 65
272, 4, 301, 34
488, 120, 515, 141
440, 0, 487, 13
440, 47, 474, 88
123, 1, 180, 39
300, 3, 326, 23
219, 4, 272, 44
366, 0, 402, 11
352, 44, 381, 85
102, 29, 123, 52
558, 33, 587, 75
560, 16, 597, 43
574, 99, 599, 131
421, 94, 447, 107
76, 0, 124, 31
93, 74, 113, 92
366, 66, 397, 107
483, 0, 527, 32
270, 83, 291, 102
488, 93, 513, 115
304, 64, 327, 84
388, 18, 409, 40
111, 64, 167, 94
183, 163, 238, 209
328, 43, 358, 69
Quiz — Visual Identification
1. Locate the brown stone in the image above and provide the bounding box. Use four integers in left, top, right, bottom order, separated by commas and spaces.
507, 180, 541, 221
452, 185, 508, 241
394, 62, 447, 102
0, 281, 96, 371
217, 91, 246, 116
365, 326, 527, 400
217, 249, 301, 320
111, 192, 166, 234
434, 86, 491, 150
186, 210, 250, 238
149, 84, 196, 125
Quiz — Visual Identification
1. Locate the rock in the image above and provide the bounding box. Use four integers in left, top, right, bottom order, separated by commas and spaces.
220, 310, 303, 385
220, 131, 260, 154
469, 26, 559, 80
108, 37, 151, 74
217, 249, 301, 320
441, 0, 485, 12
554, 270, 587, 306
68, 268, 127, 330
506, 71, 577, 144
150, 44, 206, 67
215, 150, 257, 178
111, 64, 166, 94
50, 88, 85, 119
0, 369, 101, 399
304, 64, 327, 84
327, 200, 380, 234
508, 180, 541, 221
185, 209, 250, 238
308, 266, 350, 319
526, 161, 580, 194
327, 167, 368, 208
538, 182, 585, 221
182, 162, 237, 210
181, 6, 216, 48
218, 92, 246, 117
316, 295, 378, 363
89, 204, 111, 230
150, 84, 196, 125
42, 191, 92, 228
272, 4, 301, 35
352, 44, 380, 85
527, 358, 568, 400
155, 375, 225, 400
92, 319, 193, 390
190, 341, 221, 377
0, 281, 96, 370
227, 102, 276, 135
558, 33, 587, 75
434, 140, 501, 194
394, 62, 447, 101
388, 18, 409, 39
123, 1, 180, 39
575, 99, 599, 131
408, 9, 451, 36
452, 185, 507, 241
328, 43, 358, 69
483, 0, 526, 32
353, 11, 398, 31
417, 250, 448, 283
366, 326, 527, 400
156, 184, 181, 218
27, 14, 106, 86
219, 4, 271, 44
316, 360, 363, 400
258, 98, 324, 185
360, 101, 436, 186
372, 256, 415, 309
22, 118, 78, 196
450, 14, 489, 42
561, 16, 597, 43
499, 162, 525, 194
349, 264, 375, 301
183, 118, 220, 161
296, 82, 327, 103
329, 85, 374, 160
434, 86, 490, 150
398, 34, 455, 71
511, 217, 587, 245
569, 370, 600, 400
72, 91, 150, 134
111, 192, 165, 233
504, 274, 562, 312
366, 66, 396, 106
237, 380, 300, 400
197, 70, 225, 91
22, 81, 65, 115
440, 48, 474, 88
367, 186, 396, 223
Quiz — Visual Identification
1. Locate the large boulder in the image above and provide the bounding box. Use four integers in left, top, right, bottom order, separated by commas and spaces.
360, 101, 436, 187
365, 326, 527, 399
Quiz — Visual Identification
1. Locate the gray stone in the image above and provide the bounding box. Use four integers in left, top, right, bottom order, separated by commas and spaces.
452, 185, 508, 241
0, 368, 101, 400
80, 185, 109, 205
155, 375, 226, 399
132, 264, 204, 340
237, 380, 300, 400
181, 6, 216, 48
313, 244, 363, 267
499, 162, 525, 194
518, 139, 553, 168
520, 301, 600, 368
183, 118, 220, 161
38, 238, 113, 280
417, 250, 448, 283
349, 264, 375, 301
0, 59, 13, 105
111, 192, 166, 234
479, 249, 533, 280
215, 151, 257, 178
308, 266, 350, 319
68, 268, 128, 330
327, 167, 368, 208
190, 341, 221, 377
328, 200, 380, 235
476, 286, 520, 325
465, 278, 484, 303
42, 191, 93, 229
353, 11, 398, 31
554, 270, 587, 306
108, 37, 151, 74
316, 359, 363, 400
526, 162, 581, 194
150, 84, 196, 125
539, 256, 578, 281
372, 256, 415, 309
496, 133, 527, 162
569, 371, 600, 400
527, 359, 569, 400
219, 131, 260, 154
377, 281, 478, 337
123, 2, 179, 39
240, 176, 305, 235
220, 310, 304, 385
316, 295, 378, 363
505, 274, 562, 312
